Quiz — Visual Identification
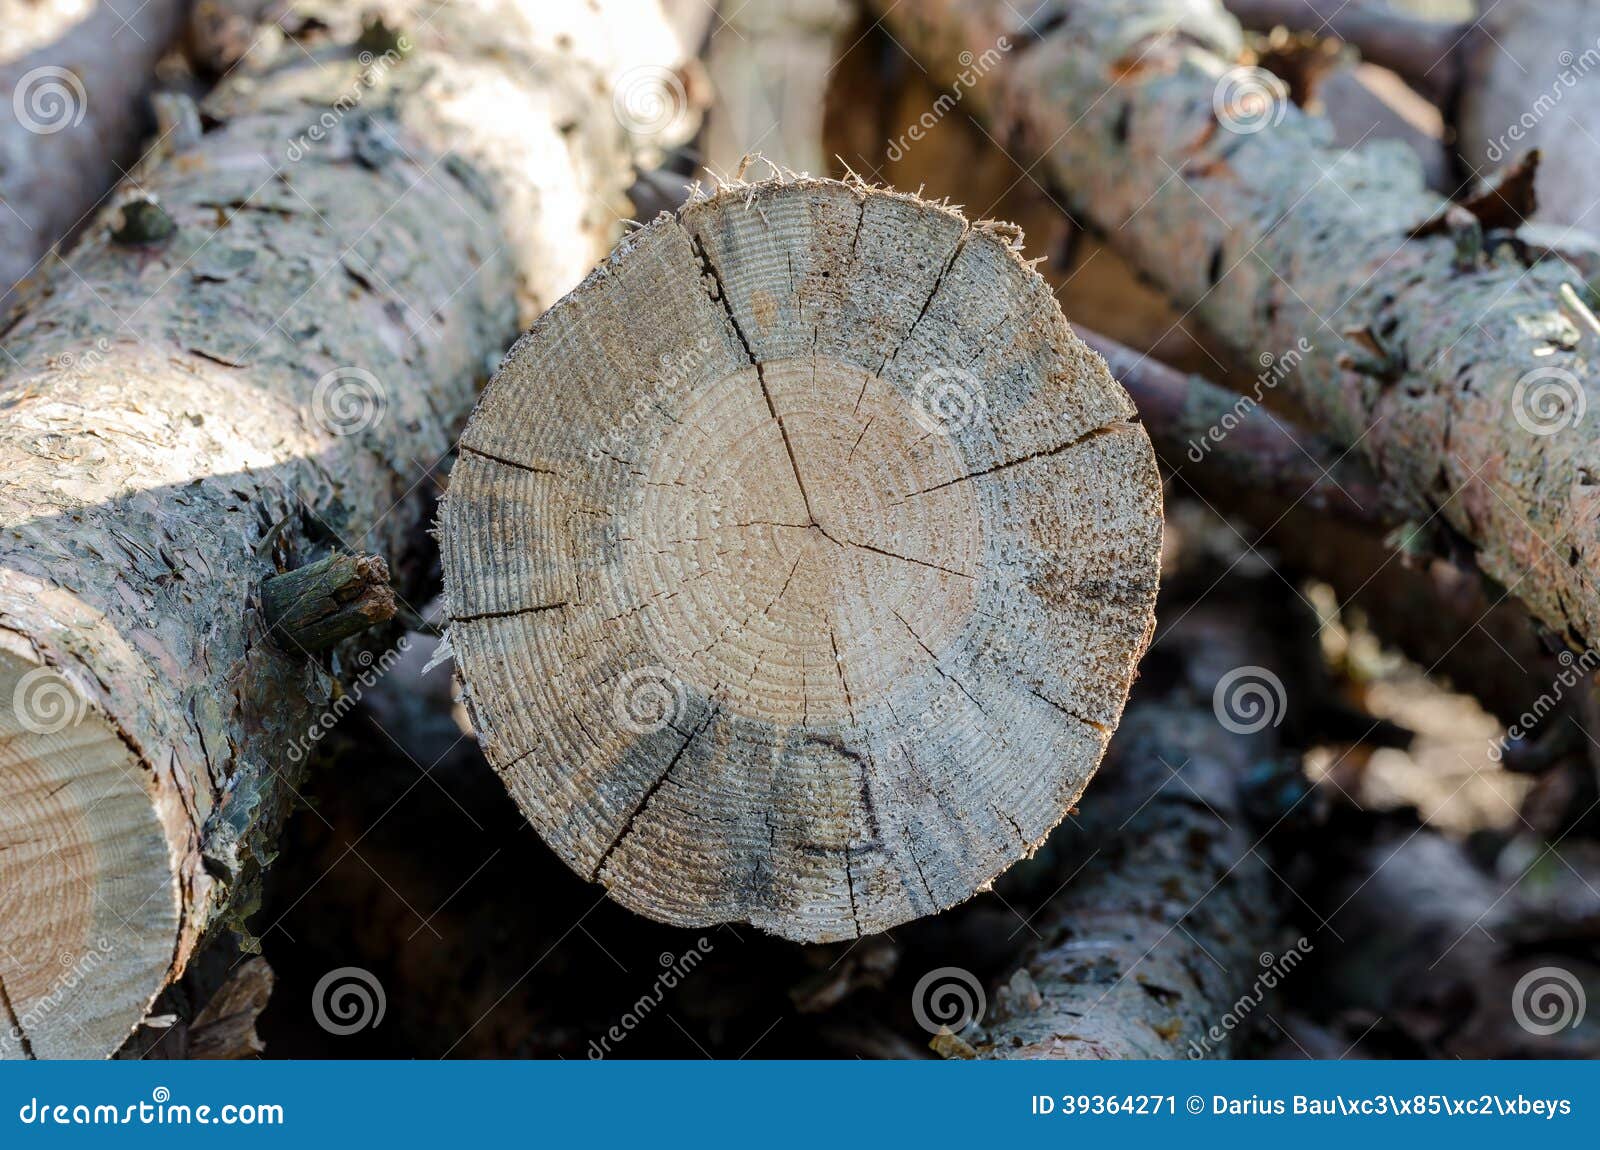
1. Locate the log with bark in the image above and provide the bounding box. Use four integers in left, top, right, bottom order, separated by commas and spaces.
1226, 0, 1600, 232
0, 0, 188, 303
439, 174, 1163, 943
1078, 325, 1564, 726
0, 0, 696, 1058
874, 0, 1600, 659
952, 589, 1294, 1058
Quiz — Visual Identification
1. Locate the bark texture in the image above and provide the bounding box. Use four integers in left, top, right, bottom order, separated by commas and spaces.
875, 0, 1600, 657
0, 0, 188, 303
963, 602, 1283, 1059
1228, 0, 1600, 231
1082, 328, 1562, 725
441, 175, 1163, 943
0, 0, 692, 1058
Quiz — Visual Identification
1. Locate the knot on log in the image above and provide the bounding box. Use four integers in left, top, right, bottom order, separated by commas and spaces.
109, 195, 178, 247
261, 552, 396, 654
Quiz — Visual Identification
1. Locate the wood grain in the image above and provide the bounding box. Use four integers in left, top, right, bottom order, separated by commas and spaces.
442, 176, 1162, 941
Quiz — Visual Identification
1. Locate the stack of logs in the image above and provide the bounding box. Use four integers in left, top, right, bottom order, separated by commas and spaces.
2, 0, 1599, 1061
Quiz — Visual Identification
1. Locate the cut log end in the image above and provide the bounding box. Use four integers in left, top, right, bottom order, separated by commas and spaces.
442, 176, 1162, 942
0, 637, 176, 1060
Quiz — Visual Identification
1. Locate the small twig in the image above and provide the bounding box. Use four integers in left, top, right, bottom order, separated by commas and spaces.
262, 552, 396, 653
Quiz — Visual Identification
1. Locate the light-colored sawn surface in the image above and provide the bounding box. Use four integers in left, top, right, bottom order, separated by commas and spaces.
443, 176, 1162, 942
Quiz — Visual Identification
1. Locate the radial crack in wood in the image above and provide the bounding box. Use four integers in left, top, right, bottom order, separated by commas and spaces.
441, 176, 1163, 942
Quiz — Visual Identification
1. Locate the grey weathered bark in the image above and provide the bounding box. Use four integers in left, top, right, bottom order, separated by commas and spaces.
441, 174, 1163, 943
1226, 0, 1600, 231
957, 601, 1285, 1059
0, 0, 694, 1058
874, 0, 1600, 658
0, 0, 189, 304
1080, 326, 1562, 725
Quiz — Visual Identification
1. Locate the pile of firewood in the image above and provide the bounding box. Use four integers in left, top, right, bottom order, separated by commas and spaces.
2, 0, 1598, 1061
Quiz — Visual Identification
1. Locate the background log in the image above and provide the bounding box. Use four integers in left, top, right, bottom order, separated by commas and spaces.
0, 0, 188, 304
703, 0, 852, 177
0, 0, 694, 1058
873, 0, 1600, 658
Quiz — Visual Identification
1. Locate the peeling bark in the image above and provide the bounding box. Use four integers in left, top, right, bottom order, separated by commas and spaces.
0, 0, 693, 1058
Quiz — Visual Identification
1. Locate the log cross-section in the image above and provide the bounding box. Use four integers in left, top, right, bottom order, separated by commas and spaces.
441, 176, 1162, 942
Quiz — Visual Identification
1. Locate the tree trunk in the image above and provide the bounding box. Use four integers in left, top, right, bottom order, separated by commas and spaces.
1227, 0, 1600, 231
0, 0, 694, 1059
961, 599, 1287, 1059
440, 175, 1163, 943
0, 0, 188, 304
874, 0, 1600, 657
1079, 326, 1564, 725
